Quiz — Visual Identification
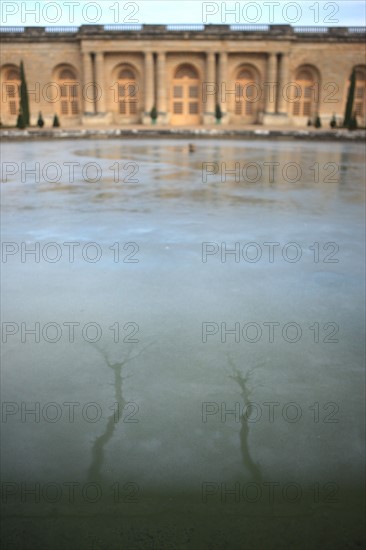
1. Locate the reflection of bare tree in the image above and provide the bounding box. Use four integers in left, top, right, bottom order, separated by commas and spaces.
227, 355, 263, 482
87, 344, 152, 483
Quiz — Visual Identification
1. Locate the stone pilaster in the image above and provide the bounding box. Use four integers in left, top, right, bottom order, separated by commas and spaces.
143, 51, 155, 124
265, 52, 277, 114
82, 52, 94, 115
262, 51, 290, 126
203, 52, 216, 124
156, 52, 168, 124
95, 52, 106, 114
218, 52, 229, 125
277, 52, 290, 116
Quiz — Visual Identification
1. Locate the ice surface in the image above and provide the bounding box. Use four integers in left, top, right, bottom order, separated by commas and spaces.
1, 139, 365, 548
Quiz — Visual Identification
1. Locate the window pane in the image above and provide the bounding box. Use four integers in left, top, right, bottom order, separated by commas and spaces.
355, 102, 363, 116
189, 102, 199, 114
174, 86, 183, 98
189, 86, 198, 98
245, 102, 253, 115
246, 85, 255, 99
61, 101, 68, 114
175, 65, 197, 79
6, 85, 15, 98
119, 102, 126, 114
303, 102, 311, 116
173, 102, 183, 114
235, 102, 242, 115
130, 102, 137, 115
128, 84, 136, 97
304, 87, 313, 98
9, 101, 17, 115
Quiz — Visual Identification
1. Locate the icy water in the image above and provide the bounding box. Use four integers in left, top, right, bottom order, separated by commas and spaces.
1, 139, 365, 549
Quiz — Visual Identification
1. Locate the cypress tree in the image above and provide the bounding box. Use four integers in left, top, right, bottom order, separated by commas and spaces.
19, 60, 30, 126
349, 113, 358, 131
344, 69, 356, 128
16, 106, 26, 129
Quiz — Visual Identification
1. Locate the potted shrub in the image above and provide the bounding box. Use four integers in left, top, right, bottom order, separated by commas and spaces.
314, 114, 322, 129
330, 114, 337, 129
150, 106, 158, 125
215, 104, 223, 124
37, 112, 44, 128
307, 118, 312, 127
53, 114, 60, 128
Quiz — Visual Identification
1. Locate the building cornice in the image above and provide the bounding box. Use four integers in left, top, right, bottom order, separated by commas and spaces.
0, 24, 365, 44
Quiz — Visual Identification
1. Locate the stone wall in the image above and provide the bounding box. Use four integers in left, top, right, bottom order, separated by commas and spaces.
0, 25, 365, 128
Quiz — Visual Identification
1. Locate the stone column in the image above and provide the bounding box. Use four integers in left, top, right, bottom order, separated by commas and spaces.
265, 52, 277, 114
82, 52, 94, 115
95, 52, 106, 114
278, 52, 290, 115
143, 51, 154, 123
156, 52, 168, 124
218, 52, 229, 125
204, 52, 216, 124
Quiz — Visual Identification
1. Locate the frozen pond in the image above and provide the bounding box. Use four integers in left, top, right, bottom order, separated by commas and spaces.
1, 139, 365, 549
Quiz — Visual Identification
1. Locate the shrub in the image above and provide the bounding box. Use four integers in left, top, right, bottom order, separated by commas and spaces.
330, 114, 337, 129
37, 112, 44, 128
150, 106, 157, 121
53, 114, 60, 128
314, 115, 322, 129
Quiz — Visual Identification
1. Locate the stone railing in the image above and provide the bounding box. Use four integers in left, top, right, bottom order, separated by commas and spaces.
294, 26, 329, 33
45, 26, 79, 33
167, 24, 205, 31
0, 24, 365, 35
230, 24, 270, 31
0, 26, 25, 32
104, 24, 143, 31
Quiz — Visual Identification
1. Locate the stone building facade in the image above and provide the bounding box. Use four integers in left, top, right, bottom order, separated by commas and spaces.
0, 24, 365, 127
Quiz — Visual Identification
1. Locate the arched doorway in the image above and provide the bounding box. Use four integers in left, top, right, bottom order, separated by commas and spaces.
233, 66, 260, 123
293, 66, 319, 118
2, 66, 20, 117
56, 66, 80, 116
171, 64, 200, 126
117, 66, 138, 116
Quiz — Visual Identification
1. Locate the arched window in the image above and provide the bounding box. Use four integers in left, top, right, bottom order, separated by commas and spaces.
235, 66, 259, 118
293, 66, 318, 117
171, 64, 200, 125
354, 67, 366, 118
3, 66, 20, 116
117, 65, 138, 116
56, 66, 80, 116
